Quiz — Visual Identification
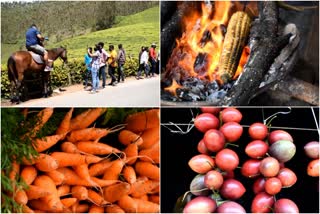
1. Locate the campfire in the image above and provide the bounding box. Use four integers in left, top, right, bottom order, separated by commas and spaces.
161, 1, 319, 106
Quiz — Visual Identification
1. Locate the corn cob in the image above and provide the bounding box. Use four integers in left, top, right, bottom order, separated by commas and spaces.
218, 11, 251, 84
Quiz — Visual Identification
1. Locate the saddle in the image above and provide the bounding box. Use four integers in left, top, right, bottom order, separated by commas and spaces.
29, 51, 53, 71
29, 51, 45, 64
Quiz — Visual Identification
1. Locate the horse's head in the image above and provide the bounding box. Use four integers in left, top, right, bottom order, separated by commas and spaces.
59, 47, 68, 64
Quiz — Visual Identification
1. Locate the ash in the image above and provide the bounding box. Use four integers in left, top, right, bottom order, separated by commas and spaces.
161, 77, 235, 102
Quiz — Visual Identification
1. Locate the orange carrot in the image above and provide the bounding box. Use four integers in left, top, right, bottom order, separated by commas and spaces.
25, 185, 51, 200
33, 134, 65, 152
71, 202, 89, 213
123, 143, 138, 165
34, 153, 59, 172
57, 185, 70, 197
89, 159, 113, 177
139, 126, 160, 150
73, 164, 100, 188
133, 197, 160, 213
67, 124, 124, 142
22, 204, 34, 213
151, 183, 160, 194
9, 161, 20, 182
46, 170, 65, 185
122, 165, 137, 184
28, 108, 54, 138
70, 108, 107, 131
88, 189, 109, 206
139, 142, 160, 164
118, 130, 143, 146
137, 194, 149, 201
89, 204, 104, 213
135, 161, 160, 181
125, 109, 160, 133
118, 195, 137, 213
28, 199, 61, 212
20, 166, 37, 185
21, 108, 28, 119
33, 175, 63, 212
21, 154, 38, 165
50, 152, 102, 167
91, 177, 121, 187
76, 141, 121, 155
56, 108, 74, 135
56, 168, 88, 186
61, 197, 78, 208
103, 182, 131, 203
61, 141, 80, 154
102, 158, 125, 180
105, 204, 125, 213
129, 177, 159, 198
71, 186, 88, 200
149, 194, 160, 204
14, 189, 28, 205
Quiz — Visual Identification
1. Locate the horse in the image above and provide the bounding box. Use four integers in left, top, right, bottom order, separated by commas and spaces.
7, 47, 68, 103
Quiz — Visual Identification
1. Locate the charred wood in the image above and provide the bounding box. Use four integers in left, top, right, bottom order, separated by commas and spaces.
220, 1, 291, 106
161, 1, 177, 27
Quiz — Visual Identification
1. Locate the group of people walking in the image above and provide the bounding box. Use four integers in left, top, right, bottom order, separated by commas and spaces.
84, 42, 159, 93
137, 43, 159, 79
84, 43, 126, 93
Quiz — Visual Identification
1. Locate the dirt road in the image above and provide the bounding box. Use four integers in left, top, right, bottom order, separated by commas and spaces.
3, 76, 160, 107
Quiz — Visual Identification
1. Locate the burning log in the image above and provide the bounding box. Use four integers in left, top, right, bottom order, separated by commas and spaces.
220, 1, 291, 106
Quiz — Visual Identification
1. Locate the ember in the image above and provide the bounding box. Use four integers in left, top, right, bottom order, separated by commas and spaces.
163, 1, 251, 98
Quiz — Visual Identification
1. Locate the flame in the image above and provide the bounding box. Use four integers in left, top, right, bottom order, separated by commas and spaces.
233, 46, 250, 80
167, 1, 233, 81
164, 79, 183, 97
164, 1, 252, 97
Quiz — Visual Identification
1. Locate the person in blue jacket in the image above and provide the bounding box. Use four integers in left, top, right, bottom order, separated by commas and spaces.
25, 24, 51, 70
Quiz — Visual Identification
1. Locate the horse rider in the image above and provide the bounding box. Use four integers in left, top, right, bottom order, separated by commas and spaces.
25, 24, 52, 71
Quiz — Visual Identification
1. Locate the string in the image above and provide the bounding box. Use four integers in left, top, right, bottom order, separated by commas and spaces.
310, 107, 320, 136
161, 123, 318, 132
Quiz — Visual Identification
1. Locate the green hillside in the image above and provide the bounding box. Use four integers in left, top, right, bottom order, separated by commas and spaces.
1, 6, 159, 65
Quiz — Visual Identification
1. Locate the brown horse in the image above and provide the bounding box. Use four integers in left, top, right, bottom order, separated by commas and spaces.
7, 47, 67, 103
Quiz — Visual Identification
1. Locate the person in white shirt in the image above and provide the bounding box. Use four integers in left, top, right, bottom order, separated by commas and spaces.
139, 47, 150, 78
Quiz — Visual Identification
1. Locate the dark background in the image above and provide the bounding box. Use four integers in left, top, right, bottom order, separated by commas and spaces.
161, 107, 319, 213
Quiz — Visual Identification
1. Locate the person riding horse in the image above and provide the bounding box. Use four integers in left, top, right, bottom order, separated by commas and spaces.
25, 24, 52, 71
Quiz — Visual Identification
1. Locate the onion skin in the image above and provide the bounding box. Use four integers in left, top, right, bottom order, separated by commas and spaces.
277, 168, 297, 187
274, 198, 299, 213
251, 192, 274, 213
188, 154, 214, 174
304, 141, 319, 159
216, 201, 246, 213
307, 159, 319, 177
220, 179, 246, 200
183, 196, 217, 213
190, 174, 209, 196
269, 140, 296, 163
268, 130, 293, 144
194, 113, 219, 133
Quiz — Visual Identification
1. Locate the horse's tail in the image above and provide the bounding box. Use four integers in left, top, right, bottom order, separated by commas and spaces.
7, 55, 18, 85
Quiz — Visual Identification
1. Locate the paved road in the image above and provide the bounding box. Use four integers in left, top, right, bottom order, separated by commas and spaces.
15, 77, 160, 107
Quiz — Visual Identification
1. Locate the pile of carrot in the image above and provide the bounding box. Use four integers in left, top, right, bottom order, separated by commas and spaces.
7, 108, 160, 213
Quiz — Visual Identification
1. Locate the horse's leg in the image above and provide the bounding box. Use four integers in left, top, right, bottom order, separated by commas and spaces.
42, 71, 49, 98
10, 80, 18, 103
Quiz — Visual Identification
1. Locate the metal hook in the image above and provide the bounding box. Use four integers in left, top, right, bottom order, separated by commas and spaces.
263, 107, 292, 125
